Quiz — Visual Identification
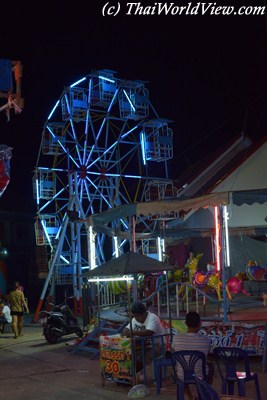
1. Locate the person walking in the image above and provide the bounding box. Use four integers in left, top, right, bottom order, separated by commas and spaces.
8, 281, 29, 338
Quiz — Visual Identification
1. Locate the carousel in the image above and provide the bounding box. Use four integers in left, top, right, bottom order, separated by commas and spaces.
83, 191, 267, 365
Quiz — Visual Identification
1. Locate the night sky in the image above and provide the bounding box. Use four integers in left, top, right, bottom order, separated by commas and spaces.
1, 2, 267, 212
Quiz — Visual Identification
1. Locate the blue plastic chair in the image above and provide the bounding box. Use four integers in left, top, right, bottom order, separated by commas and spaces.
154, 356, 173, 394
193, 375, 219, 400
213, 346, 261, 400
135, 334, 169, 385
171, 350, 208, 400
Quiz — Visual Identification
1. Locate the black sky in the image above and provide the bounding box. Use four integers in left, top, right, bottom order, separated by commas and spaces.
0, 2, 267, 212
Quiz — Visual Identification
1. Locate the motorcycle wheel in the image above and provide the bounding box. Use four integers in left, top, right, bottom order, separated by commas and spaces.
44, 325, 61, 344
76, 328, 83, 338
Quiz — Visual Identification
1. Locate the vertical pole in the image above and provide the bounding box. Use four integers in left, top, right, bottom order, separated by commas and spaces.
131, 216, 136, 252
220, 205, 229, 323
127, 280, 136, 385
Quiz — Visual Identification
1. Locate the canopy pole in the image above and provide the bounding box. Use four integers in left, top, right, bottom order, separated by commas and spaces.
127, 281, 137, 385
131, 216, 136, 252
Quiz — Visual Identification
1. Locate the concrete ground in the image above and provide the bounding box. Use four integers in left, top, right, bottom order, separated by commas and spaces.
0, 317, 265, 400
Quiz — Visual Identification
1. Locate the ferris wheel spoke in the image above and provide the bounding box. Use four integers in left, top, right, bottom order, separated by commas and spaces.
85, 176, 112, 209
86, 141, 118, 170
46, 126, 73, 161
82, 125, 89, 165
94, 89, 119, 144
83, 180, 95, 215
69, 122, 83, 165
77, 178, 86, 204
37, 185, 69, 213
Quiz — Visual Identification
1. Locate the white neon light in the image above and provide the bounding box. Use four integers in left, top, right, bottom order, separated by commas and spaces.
85, 170, 142, 179
157, 237, 164, 261
223, 205, 230, 267
107, 88, 119, 113
60, 255, 70, 264
38, 167, 66, 172
214, 206, 221, 272
48, 100, 60, 120
113, 236, 119, 258
35, 178, 39, 205
38, 186, 66, 213
123, 90, 136, 112
41, 220, 51, 244
162, 238, 165, 258
121, 125, 138, 139
88, 276, 134, 282
99, 75, 115, 83
140, 132, 146, 165
70, 77, 86, 88
89, 226, 96, 270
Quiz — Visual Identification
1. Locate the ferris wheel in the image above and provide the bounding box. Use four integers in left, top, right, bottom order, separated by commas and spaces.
33, 69, 174, 308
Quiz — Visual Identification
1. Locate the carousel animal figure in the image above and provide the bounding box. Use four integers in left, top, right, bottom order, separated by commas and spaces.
193, 269, 251, 300
108, 280, 129, 295
246, 260, 267, 281
226, 275, 250, 297
235, 271, 249, 282
177, 252, 203, 300
193, 270, 232, 301
170, 268, 184, 282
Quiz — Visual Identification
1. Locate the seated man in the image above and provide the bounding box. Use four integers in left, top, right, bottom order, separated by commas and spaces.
172, 311, 214, 399
0, 301, 12, 333
123, 301, 164, 374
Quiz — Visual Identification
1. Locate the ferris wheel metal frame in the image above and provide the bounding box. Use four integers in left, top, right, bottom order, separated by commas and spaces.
33, 69, 175, 315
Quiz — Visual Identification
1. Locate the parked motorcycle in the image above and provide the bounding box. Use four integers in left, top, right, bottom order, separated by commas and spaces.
39, 297, 84, 344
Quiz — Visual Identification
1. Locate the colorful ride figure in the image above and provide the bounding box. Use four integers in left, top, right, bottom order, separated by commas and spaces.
246, 260, 267, 281
194, 270, 232, 301
177, 253, 203, 300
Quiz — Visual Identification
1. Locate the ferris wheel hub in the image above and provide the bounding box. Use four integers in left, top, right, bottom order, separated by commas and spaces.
100, 167, 107, 181
79, 165, 87, 179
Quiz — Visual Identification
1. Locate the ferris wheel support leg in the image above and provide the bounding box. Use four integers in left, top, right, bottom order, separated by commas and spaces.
71, 191, 89, 317
32, 210, 72, 322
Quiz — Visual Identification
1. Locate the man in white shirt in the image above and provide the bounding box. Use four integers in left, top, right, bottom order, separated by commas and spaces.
0, 301, 12, 333
123, 301, 164, 373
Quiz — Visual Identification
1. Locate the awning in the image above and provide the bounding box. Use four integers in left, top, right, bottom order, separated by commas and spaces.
87, 192, 229, 228
85, 250, 173, 278
231, 190, 267, 206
